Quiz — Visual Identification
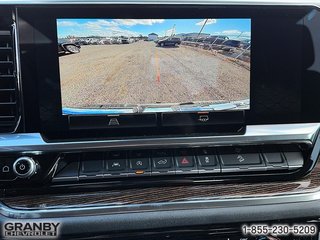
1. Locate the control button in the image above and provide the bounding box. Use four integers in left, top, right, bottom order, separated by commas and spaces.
152, 150, 175, 175
219, 147, 266, 172
198, 155, 216, 166
53, 160, 80, 182
264, 152, 283, 163
107, 159, 126, 171
13, 157, 38, 178
16, 161, 28, 174
162, 111, 244, 126
130, 158, 149, 170
0, 160, 16, 180
79, 152, 104, 179
105, 151, 128, 177
81, 160, 104, 173
176, 156, 194, 167
262, 146, 288, 170
128, 151, 151, 176
175, 149, 198, 175
282, 145, 304, 170
197, 149, 217, 166
221, 153, 262, 166
69, 114, 157, 129
153, 157, 172, 169
197, 148, 220, 173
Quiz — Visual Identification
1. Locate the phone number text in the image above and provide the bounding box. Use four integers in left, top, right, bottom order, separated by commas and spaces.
242, 224, 317, 236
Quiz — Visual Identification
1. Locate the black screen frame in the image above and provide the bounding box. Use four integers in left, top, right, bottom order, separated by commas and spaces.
17, 5, 320, 139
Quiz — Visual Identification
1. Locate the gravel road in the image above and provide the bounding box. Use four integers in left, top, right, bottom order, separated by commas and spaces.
59, 41, 250, 108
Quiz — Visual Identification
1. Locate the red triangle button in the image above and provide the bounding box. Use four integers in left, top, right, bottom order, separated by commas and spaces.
181, 157, 189, 164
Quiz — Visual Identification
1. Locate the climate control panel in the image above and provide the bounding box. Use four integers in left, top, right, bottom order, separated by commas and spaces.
52, 144, 305, 183
0, 144, 309, 186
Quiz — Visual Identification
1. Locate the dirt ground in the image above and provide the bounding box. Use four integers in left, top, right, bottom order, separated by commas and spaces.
59, 41, 250, 108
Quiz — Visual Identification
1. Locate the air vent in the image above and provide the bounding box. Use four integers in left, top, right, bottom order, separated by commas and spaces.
0, 28, 19, 133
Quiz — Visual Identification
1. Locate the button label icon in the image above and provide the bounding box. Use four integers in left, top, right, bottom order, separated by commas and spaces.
2, 166, 9, 173
181, 157, 190, 164
108, 118, 119, 126
136, 161, 143, 166
157, 159, 168, 165
198, 115, 209, 122
19, 164, 26, 171
112, 162, 120, 167
204, 156, 210, 163
237, 155, 245, 162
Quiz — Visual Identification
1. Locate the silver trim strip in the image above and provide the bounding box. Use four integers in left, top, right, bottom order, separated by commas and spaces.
0, 0, 318, 7
0, 123, 319, 153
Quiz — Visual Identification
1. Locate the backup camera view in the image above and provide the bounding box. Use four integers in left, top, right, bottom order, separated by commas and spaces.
57, 18, 251, 113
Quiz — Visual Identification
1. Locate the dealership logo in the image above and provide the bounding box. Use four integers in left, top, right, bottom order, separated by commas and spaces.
2, 221, 60, 239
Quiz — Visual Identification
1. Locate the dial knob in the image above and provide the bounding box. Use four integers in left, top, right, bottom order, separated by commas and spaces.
13, 157, 38, 178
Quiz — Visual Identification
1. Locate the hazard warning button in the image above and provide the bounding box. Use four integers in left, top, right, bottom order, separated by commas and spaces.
175, 150, 195, 168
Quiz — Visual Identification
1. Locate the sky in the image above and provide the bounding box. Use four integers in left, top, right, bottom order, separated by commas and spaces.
57, 18, 251, 39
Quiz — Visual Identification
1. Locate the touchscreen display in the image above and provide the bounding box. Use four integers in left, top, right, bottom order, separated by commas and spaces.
57, 18, 251, 114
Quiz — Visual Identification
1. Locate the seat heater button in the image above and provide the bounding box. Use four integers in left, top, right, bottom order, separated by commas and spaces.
130, 158, 149, 170
107, 159, 126, 171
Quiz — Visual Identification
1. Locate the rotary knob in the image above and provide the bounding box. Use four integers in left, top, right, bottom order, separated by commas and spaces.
13, 157, 38, 178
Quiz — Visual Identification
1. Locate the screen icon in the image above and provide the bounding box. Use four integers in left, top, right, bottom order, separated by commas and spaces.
198, 115, 209, 122
108, 118, 119, 126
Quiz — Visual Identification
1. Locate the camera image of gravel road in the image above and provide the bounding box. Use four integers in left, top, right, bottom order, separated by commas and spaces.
58, 18, 251, 108
59, 41, 250, 107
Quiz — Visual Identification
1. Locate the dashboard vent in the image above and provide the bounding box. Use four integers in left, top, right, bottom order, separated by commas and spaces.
0, 28, 19, 133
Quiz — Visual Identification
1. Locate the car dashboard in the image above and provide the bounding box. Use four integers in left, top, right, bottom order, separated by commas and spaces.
0, 0, 320, 239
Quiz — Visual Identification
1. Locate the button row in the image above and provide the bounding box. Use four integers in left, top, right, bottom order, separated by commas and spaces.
68, 111, 244, 130
52, 146, 304, 182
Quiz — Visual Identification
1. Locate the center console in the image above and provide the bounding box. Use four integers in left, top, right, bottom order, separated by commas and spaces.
0, 3, 317, 188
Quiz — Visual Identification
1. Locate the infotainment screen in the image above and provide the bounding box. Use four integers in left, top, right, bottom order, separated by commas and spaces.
57, 18, 251, 114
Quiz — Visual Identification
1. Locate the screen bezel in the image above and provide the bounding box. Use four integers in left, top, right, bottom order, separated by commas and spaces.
17, 5, 317, 139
